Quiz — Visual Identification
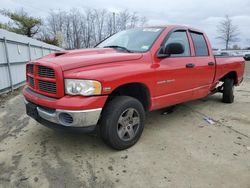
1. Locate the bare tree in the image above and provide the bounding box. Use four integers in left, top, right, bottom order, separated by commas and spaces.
129, 12, 139, 28
82, 9, 95, 48
47, 10, 66, 36
117, 10, 131, 30
105, 13, 114, 36
94, 9, 107, 42
70, 9, 83, 49
217, 15, 239, 50
45, 8, 148, 49
139, 16, 148, 27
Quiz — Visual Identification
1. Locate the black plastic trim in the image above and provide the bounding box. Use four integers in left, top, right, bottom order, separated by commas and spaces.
26, 87, 56, 101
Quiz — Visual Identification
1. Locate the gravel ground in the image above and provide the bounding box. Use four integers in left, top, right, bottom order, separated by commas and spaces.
0, 62, 249, 188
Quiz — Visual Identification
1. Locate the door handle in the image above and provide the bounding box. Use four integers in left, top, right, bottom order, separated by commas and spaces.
186, 63, 195, 68
208, 62, 215, 66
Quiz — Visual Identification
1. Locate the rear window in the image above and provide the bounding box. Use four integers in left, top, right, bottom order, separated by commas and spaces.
190, 32, 209, 56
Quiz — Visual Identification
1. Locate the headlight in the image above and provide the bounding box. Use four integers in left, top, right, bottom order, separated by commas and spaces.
65, 79, 102, 96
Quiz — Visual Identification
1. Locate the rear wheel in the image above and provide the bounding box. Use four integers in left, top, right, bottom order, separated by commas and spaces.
222, 78, 235, 103
100, 96, 145, 150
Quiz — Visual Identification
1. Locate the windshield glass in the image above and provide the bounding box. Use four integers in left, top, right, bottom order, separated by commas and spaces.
96, 28, 164, 52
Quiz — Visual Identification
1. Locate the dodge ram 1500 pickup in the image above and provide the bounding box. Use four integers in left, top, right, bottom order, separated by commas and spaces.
23, 25, 245, 150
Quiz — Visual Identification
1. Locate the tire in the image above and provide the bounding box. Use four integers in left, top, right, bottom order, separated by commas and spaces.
100, 96, 145, 150
222, 78, 235, 103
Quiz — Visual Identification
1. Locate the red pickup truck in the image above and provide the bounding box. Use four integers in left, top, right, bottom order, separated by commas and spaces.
23, 25, 245, 150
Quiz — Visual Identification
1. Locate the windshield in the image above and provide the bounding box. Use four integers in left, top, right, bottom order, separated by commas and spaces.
96, 28, 164, 52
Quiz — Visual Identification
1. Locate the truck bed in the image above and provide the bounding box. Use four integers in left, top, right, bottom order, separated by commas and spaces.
214, 56, 245, 85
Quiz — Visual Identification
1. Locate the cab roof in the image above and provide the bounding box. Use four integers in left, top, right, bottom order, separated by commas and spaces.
145, 24, 204, 34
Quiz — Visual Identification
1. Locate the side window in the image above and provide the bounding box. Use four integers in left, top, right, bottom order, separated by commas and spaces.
164, 31, 190, 57
190, 32, 209, 56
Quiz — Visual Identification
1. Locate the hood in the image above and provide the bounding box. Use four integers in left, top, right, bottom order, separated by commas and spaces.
41, 48, 143, 71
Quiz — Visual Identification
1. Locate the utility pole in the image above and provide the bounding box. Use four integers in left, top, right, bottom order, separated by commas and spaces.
113, 12, 116, 34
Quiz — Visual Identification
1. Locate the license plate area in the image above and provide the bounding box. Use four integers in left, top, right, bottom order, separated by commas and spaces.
26, 102, 38, 120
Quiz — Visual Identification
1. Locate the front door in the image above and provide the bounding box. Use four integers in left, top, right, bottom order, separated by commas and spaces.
154, 30, 196, 109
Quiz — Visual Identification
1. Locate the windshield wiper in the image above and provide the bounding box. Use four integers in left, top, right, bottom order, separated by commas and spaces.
103, 45, 133, 53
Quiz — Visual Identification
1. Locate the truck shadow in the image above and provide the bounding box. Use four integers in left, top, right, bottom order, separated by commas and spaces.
142, 93, 228, 136
34, 93, 224, 152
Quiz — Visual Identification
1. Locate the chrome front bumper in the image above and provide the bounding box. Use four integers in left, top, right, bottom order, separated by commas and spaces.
24, 99, 102, 127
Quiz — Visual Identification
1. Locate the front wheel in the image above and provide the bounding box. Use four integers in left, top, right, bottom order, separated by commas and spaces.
222, 78, 235, 103
100, 96, 145, 150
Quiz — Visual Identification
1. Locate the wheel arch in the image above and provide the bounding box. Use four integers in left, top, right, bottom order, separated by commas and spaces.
104, 82, 151, 112
219, 71, 238, 85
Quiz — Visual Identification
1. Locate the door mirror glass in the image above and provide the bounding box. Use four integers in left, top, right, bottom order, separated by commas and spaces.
157, 43, 185, 58
164, 43, 184, 55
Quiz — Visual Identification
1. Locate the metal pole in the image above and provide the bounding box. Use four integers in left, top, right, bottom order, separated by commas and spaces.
41, 46, 44, 56
28, 42, 32, 61
113, 12, 116, 34
3, 37, 13, 92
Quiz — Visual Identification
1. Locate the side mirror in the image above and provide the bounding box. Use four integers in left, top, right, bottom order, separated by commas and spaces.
157, 43, 184, 58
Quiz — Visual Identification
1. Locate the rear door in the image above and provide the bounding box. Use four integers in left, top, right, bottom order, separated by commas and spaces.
189, 31, 216, 97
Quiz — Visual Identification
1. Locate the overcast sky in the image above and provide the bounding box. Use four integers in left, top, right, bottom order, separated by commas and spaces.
1, 0, 250, 48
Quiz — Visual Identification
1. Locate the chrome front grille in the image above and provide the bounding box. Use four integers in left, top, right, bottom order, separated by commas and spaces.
38, 80, 57, 94
38, 66, 55, 78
